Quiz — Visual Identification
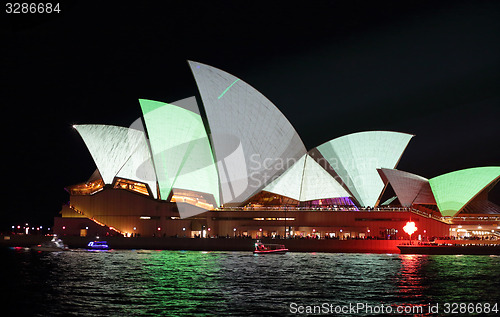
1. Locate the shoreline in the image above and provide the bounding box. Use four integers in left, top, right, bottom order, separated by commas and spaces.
2, 235, 410, 253
4, 235, 499, 254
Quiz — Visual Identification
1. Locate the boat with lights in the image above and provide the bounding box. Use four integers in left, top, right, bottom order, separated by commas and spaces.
31, 236, 69, 252
87, 240, 109, 250
397, 242, 500, 255
253, 241, 288, 254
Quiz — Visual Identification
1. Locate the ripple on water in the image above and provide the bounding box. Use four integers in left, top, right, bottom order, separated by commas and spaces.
1, 249, 499, 316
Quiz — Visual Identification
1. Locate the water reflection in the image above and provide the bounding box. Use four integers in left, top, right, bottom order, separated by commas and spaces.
424, 255, 500, 303
397, 254, 428, 299
141, 251, 227, 315
1, 249, 498, 316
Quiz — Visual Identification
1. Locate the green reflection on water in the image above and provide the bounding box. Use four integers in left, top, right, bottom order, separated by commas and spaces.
4, 249, 499, 316
423, 255, 500, 303
140, 251, 226, 315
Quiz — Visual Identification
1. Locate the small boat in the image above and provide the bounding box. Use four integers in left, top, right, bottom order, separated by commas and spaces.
32, 236, 69, 252
398, 242, 500, 255
253, 241, 288, 254
87, 240, 109, 250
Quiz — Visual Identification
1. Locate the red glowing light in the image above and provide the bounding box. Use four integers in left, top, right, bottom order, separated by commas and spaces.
403, 222, 417, 236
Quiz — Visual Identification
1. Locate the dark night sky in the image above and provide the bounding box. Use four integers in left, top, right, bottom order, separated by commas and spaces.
2, 0, 499, 229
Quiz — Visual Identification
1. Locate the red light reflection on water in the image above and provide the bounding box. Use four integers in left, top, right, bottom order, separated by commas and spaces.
397, 254, 428, 299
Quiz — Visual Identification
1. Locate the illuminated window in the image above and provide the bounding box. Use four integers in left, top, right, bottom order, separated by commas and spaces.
253, 217, 295, 221
113, 178, 150, 196
170, 189, 215, 210
139, 216, 160, 220
66, 179, 104, 196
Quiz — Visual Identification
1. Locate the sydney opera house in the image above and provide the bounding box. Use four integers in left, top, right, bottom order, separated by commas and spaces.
55, 61, 500, 242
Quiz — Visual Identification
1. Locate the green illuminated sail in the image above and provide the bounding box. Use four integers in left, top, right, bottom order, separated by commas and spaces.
317, 131, 414, 207
429, 166, 500, 217
139, 98, 220, 206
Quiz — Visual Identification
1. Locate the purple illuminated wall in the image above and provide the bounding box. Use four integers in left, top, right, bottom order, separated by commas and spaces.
304, 197, 358, 210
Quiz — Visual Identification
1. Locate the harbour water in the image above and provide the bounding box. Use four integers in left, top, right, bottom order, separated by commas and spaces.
1, 248, 499, 316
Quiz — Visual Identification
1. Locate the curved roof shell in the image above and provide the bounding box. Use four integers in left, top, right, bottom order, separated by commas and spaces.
189, 61, 306, 205
139, 98, 220, 206
429, 166, 500, 217
264, 154, 350, 201
74, 124, 158, 198
377, 168, 435, 207
316, 131, 414, 207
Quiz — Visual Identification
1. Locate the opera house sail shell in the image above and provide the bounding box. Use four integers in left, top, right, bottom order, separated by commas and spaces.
62, 60, 499, 240
139, 97, 220, 212
189, 61, 307, 206
429, 166, 500, 217
74, 124, 158, 199
316, 131, 414, 207
377, 168, 436, 207
263, 154, 350, 202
